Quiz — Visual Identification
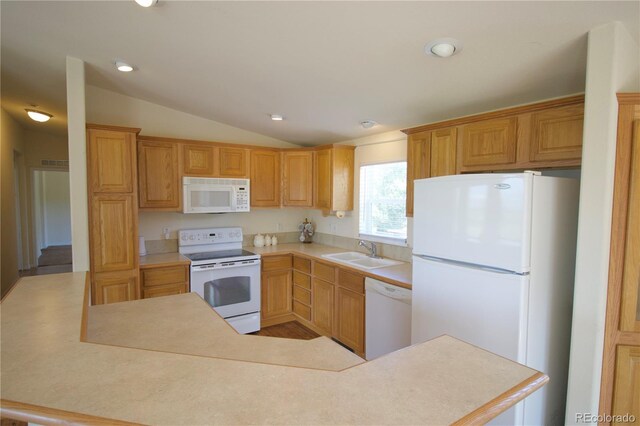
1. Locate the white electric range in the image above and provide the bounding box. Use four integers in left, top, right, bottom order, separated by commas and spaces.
179, 227, 261, 334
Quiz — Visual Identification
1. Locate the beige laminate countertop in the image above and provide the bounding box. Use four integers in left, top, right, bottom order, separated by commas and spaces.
1, 272, 547, 425
139, 252, 190, 268
251, 243, 412, 289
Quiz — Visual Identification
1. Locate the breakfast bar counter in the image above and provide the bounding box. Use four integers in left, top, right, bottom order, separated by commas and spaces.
1, 272, 547, 425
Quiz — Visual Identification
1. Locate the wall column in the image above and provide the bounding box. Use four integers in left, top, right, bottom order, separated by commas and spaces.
66, 56, 89, 271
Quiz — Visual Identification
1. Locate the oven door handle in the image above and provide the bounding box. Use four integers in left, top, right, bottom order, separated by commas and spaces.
191, 260, 261, 271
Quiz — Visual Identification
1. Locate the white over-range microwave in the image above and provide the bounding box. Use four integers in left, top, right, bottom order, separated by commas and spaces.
183, 177, 250, 214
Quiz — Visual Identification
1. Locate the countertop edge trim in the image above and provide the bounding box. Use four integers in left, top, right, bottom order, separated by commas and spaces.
451, 372, 549, 425
0, 399, 144, 426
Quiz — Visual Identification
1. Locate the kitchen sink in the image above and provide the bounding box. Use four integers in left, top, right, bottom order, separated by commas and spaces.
321, 252, 402, 270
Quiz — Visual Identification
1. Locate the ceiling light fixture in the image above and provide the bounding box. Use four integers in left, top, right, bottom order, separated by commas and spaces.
360, 120, 377, 129
25, 108, 53, 123
425, 38, 462, 58
270, 114, 284, 121
115, 61, 134, 72
134, 0, 158, 7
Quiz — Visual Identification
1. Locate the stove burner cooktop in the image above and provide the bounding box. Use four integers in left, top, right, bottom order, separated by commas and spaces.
185, 249, 258, 262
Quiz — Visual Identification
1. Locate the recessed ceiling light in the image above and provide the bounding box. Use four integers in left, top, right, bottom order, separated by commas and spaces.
115, 61, 134, 72
270, 114, 284, 121
425, 38, 462, 58
135, 0, 158, 7
360, 120, 377, 129
25, 108, 53, 123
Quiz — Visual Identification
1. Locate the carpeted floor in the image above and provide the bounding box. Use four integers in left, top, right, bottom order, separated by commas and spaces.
38, 245, 72, 267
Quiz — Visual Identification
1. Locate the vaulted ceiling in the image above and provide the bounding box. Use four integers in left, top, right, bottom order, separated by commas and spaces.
2, 1, 638, 144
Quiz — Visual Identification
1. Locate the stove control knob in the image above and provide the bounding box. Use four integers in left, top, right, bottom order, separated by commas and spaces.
189, 235, 195, 240
181, 235, 187, 241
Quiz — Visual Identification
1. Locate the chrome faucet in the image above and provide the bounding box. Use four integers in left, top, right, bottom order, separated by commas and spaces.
359, 240, 381, 259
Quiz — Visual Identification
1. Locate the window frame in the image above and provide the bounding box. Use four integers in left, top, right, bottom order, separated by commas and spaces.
358, 160, 408, 247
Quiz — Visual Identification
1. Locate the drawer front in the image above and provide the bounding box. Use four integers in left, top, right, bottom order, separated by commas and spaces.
313, 261, 336, 283
262, 255, 292, 272
141, 265, 188, 287
143, 282, 189, 299
293, 256, 312, 273
293, 285, 311, 305
338, 269, 364, 294
293, 271, 311, 289
293, 300, 312, 321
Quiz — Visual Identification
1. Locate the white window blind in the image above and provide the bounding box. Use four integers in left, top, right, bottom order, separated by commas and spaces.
359, 161, 407, 243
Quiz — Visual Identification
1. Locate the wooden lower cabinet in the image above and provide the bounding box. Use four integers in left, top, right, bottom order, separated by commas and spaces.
312, 278, 334, 335
261, 269, 292, 321
140, 264, 189, 299
611, 346, 640, 421
334, 286, 365, 356
93, 270, 138, 305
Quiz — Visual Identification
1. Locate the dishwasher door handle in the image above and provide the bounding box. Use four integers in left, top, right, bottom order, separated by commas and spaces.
366, 280, 412, 303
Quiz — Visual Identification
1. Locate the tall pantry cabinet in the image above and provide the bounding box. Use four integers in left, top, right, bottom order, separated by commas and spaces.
86, 124, 141, 305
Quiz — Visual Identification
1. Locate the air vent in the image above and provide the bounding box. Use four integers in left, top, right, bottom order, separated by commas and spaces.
183, 177, 249, 186
40, 159, 69, 167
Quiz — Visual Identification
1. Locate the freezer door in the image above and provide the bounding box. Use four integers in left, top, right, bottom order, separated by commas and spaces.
411, 255, 529, 363
413, 173, 533, 273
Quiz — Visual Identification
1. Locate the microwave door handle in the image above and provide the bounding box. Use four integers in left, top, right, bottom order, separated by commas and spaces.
231, 190, 237, 210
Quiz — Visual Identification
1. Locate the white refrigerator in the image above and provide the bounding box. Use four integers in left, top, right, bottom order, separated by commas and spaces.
411, 172, 579, 426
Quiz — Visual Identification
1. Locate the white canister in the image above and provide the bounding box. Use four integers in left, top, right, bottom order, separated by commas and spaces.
139, 236, 147, 256
271, 235, 278, 246
265, 235, 272, 246
254, 234, 265, 247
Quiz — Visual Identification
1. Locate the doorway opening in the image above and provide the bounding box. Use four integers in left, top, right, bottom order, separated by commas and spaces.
21, 169, 73, 276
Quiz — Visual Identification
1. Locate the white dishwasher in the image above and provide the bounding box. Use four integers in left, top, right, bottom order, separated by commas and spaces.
365, 277, 412, 360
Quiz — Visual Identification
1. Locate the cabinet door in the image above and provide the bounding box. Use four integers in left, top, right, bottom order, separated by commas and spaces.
461, 117, 517, 167
406, 131, 431, 217
219, 147, 248, 177
250, 150, 281, 207
612, 346, 640, 422
261, 270, 292, 320
315, 148, 332, 210
430, 128, 457, 177
90, 194, 136, 273
529, 104, 584, 162
138, 141, 180, 209
183, 144, 216, 177
312, 278, 334, 335
283, 152, 314, 207
93, 270, 138, 305
335, 286, 365, 355
331, 147, 355, 211
87, 129, 135, 193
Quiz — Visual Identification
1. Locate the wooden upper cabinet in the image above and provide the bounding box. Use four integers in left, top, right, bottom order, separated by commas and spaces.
529, 104, 584, 162
430, 128, 458, 177
87, 128, 137, 193
183, 143, 216, 177
90, 194, 136, 273
315, 148, 332, 210
283, 151, 314, 207
314, 146, 355, 212
406, 131, 431, 217
461, 117, 518, 168
250, 150, 281, 207
219, 147, 249, 178
138, 140, 181, 210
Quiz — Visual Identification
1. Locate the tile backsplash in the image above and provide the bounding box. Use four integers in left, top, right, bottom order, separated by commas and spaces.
143, 231, 412, 262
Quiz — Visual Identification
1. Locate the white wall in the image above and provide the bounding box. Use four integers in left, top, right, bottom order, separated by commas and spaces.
41, 170, 71, 246
86, 85, 298, 148
308, 130, 409, 245
565, 21, 640, 423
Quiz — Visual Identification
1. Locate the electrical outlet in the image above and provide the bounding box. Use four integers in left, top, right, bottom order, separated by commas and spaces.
330, 223, 337, 234
163, 227, 170, 239
276, 223, 283, 231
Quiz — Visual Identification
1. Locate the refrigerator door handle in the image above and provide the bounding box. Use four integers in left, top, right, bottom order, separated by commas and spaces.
413, 254, 529, 276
